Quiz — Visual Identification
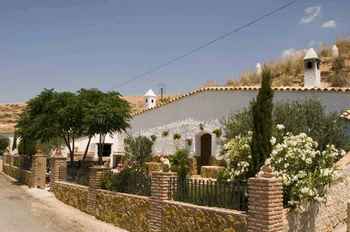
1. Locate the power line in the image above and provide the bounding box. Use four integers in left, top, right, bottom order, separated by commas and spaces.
115, 0, 298, 89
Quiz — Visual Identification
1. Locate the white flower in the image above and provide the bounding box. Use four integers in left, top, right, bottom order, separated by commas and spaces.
276, 124, 285, 130
270, 137, 277, 145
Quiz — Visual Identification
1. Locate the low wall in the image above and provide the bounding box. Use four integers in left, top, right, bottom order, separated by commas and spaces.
3, 164, 33, 186
53, 181, 89, 213
285, 170, 350, 232
95, 190, 150, 232
162, 200, 247, 232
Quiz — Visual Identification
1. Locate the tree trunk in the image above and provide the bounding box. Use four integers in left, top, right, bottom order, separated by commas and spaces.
82, 135, 92, 161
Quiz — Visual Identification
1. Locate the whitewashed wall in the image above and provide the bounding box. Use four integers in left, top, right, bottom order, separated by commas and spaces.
128, 89, 350, 158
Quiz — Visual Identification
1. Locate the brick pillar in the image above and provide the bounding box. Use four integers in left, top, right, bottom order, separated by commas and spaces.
149, 171, 177, 232
50, 148, 67, 189
248, 164, 284, 232
87, 166, 109, 215
31, 146, 47, 189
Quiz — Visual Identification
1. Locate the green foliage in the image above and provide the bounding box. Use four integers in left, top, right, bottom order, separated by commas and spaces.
170, 149, 190, 180
329, 56, 349, 87
273, 99, 350, 151
185, 138, 193, 146
16, 88, 131, 164
199, 123, 204, 130
223, 108, 253, 139
102, 167, 151, 196
18, 138, 36, 156
212, 128, 222, 138
224, 99, 350, 151
250, 68, 274, 176
0, 135, 9, 156
173, 133, 181, 140
124, 136, 153, 168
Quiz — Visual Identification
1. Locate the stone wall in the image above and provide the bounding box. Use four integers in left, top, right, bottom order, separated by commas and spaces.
3, 164, 33, 186
95, 190, 150, 232
162, 200, 247, 232
53, 181, 89, 213
285, 170, 350, 232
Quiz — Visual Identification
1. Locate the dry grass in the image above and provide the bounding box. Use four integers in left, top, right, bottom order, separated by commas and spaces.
226, 38, 350, 87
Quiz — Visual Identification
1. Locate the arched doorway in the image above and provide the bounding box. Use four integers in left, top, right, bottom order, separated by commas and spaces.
199, 133, 212, 173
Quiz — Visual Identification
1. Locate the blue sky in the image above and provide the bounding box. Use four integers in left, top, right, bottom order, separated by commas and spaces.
0, 0, 349, 102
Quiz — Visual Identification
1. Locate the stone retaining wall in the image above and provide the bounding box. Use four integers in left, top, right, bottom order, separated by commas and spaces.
53, 181, 89, 213
285, 171, 350, 232
95, 189, 150, 232
162, 200, 247, 232
3, 164, 33, 186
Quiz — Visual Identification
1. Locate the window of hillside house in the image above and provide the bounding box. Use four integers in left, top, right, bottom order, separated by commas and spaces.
97, 143, 112, 157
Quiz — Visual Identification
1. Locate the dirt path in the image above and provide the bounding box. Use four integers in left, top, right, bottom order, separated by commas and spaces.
0, 173, 127, 232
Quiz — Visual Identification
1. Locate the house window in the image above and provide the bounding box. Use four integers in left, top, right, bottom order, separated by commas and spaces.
97, 143, 112, 157
151, 99, 154, 103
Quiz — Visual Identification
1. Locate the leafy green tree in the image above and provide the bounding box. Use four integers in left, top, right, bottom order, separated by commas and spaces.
0, 135, 9, 156
250, 67, 274, 176
16, 88, 131, 165
78, 89, 131, 164
16, 89, 83, 165
170, 149, 190, 181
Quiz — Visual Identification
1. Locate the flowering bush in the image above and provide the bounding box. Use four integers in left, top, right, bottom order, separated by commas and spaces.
270, 132, 345, 207
221, 132, 252, 180
222, 125, 345, 208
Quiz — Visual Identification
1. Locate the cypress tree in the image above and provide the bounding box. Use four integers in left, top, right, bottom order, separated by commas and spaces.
250, 67, 274, 177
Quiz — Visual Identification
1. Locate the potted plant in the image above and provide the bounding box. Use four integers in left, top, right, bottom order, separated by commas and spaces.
212, 128, 222, 138
173, 133, 181, 140
199, 123, 204, 131
162, 131, 169, 137
185, 138, 193, 146
150, 135, 157, 142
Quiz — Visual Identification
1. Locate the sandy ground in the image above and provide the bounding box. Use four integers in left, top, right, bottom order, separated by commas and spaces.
0, 173, 127, 232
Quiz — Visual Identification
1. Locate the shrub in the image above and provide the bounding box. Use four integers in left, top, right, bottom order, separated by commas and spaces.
124, 136, 153, 168
102, 167, 151, 196
199, 123, 204, 131
0, 135, 9, 156
18, 138, 36, 156
170, 149, 190, 180
185, 138, 193, 146
222, 126, 345, 208
270, 132, 345, 207
223, 99, 350, 151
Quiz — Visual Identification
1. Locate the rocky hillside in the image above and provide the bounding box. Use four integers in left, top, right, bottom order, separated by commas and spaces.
0, 104, 25, 134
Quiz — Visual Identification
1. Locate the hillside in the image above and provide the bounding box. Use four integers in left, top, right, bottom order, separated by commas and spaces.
0, 104, 25, 134
226, 38, 350, 87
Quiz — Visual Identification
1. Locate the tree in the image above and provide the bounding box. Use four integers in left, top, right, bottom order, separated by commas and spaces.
16, 88, 131, 165
78, 89, 132, 164
16, 89, 84, 165
250, 67, 274, 177
0, 135, 9, 156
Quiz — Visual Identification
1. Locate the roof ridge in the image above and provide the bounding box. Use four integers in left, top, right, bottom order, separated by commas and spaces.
131, 86, 350, 117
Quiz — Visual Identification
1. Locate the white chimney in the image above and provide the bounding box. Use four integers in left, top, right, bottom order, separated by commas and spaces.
144, 89, 157, 109
304, 48, 321, 88
332, 45, 339, 58
256, 62, 262, 75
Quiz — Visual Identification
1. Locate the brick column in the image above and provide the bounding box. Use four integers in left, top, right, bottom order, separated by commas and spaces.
50, 148, 67, 189
248, 164, 284, 232
149, 171, 177, 232
87, 166, 109, 215
31, 146, 47, 189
